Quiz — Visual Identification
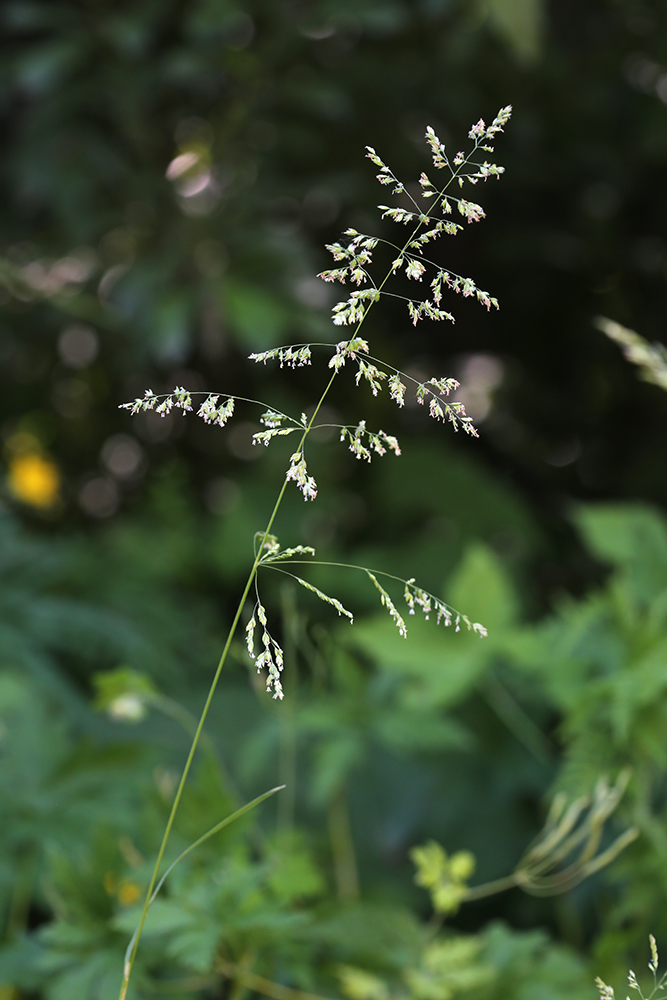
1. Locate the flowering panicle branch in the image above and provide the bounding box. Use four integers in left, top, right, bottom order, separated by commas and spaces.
431, 270, 498, 311
287, 576, 354, 622
327, 337, 370, 371
198, 395, 235, 427
423, 105, 510, 177
406, 299, 455, 326
365, 147, 411, 200
269, 552, 488, 643
455, 198, 486, 222
340, 420, 401, 462
354, 358, 387, 395
596, 933, 667, 999
256, 533, 315, 563
366, 572, 408, 638
404, 578, 487, 636
248, 535, 357, 698
378, 205, 420, 225
328, 339, 479, 436
120, 387, 238, 428
252, 410, 302, 447
388, 373, 406, 406
406, 220, 464, 249
246, 602, 285, 700
120, 336, 479, 471
319, 106, 511, 331
331, 288, 380, 326
651, 935, 660, 978
415, 379, 478, 437
258, 536, 354, 623
247, 538, 354, 697
424, 126, 448, 170
120, 386, 194, 417
249, 345, 312, 368
318, 230, 379, 286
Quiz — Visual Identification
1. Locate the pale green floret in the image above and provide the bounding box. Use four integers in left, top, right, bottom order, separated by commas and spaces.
285, 450, 318, 501
340, 421, 401, 462
198, 395, 235, 427
366, 571, 407, 638
249, 345, 312, 368
246, 601, 285, 700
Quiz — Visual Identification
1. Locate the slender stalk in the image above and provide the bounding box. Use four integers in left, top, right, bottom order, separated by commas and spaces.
119, 371, 340, 998
118, 563, 263, 999
264, 560, 477, 626
462, 872, 520, 901
151, 694, 240, 800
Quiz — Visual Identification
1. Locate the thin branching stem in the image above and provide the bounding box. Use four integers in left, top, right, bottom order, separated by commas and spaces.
263, 560, 471, 625
372, 236, 477, 285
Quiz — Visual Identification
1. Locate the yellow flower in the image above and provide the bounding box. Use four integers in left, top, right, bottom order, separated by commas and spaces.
7, 452, 60, 508
117, 879, 142, 906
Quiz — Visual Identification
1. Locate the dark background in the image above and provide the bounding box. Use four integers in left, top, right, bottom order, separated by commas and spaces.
2, 1, 667, 997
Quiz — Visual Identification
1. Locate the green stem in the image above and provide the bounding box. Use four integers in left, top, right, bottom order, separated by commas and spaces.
118, 568, 263, 998
119, 372, 341, 1000
462, 872, 520, 902
151, 694, 240, 800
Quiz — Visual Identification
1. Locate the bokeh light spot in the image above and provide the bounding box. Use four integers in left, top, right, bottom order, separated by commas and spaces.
79, 477, 119, 518
58, 324, 99, 369
101, 434, 145, 480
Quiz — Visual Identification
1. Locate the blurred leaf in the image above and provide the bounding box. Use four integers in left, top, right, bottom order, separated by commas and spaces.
310, 734, 364, 804
373, 707, 472, 754
405, 935, 494, 999
481, 923, 591, 1000
573, 503, 667, 603
225, 279, 289, 350
113, 899, 193, 937
265, 831, 326, 902
478, 0, 543, 63
345, 612, 490, 710
312, 902, 423, 970
447, 543, 519, 633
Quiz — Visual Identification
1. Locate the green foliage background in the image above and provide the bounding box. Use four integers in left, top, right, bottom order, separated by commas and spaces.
2, 0, 667, 997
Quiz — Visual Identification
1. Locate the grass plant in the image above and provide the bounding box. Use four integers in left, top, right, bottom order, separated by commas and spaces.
115, 107, 515, 997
